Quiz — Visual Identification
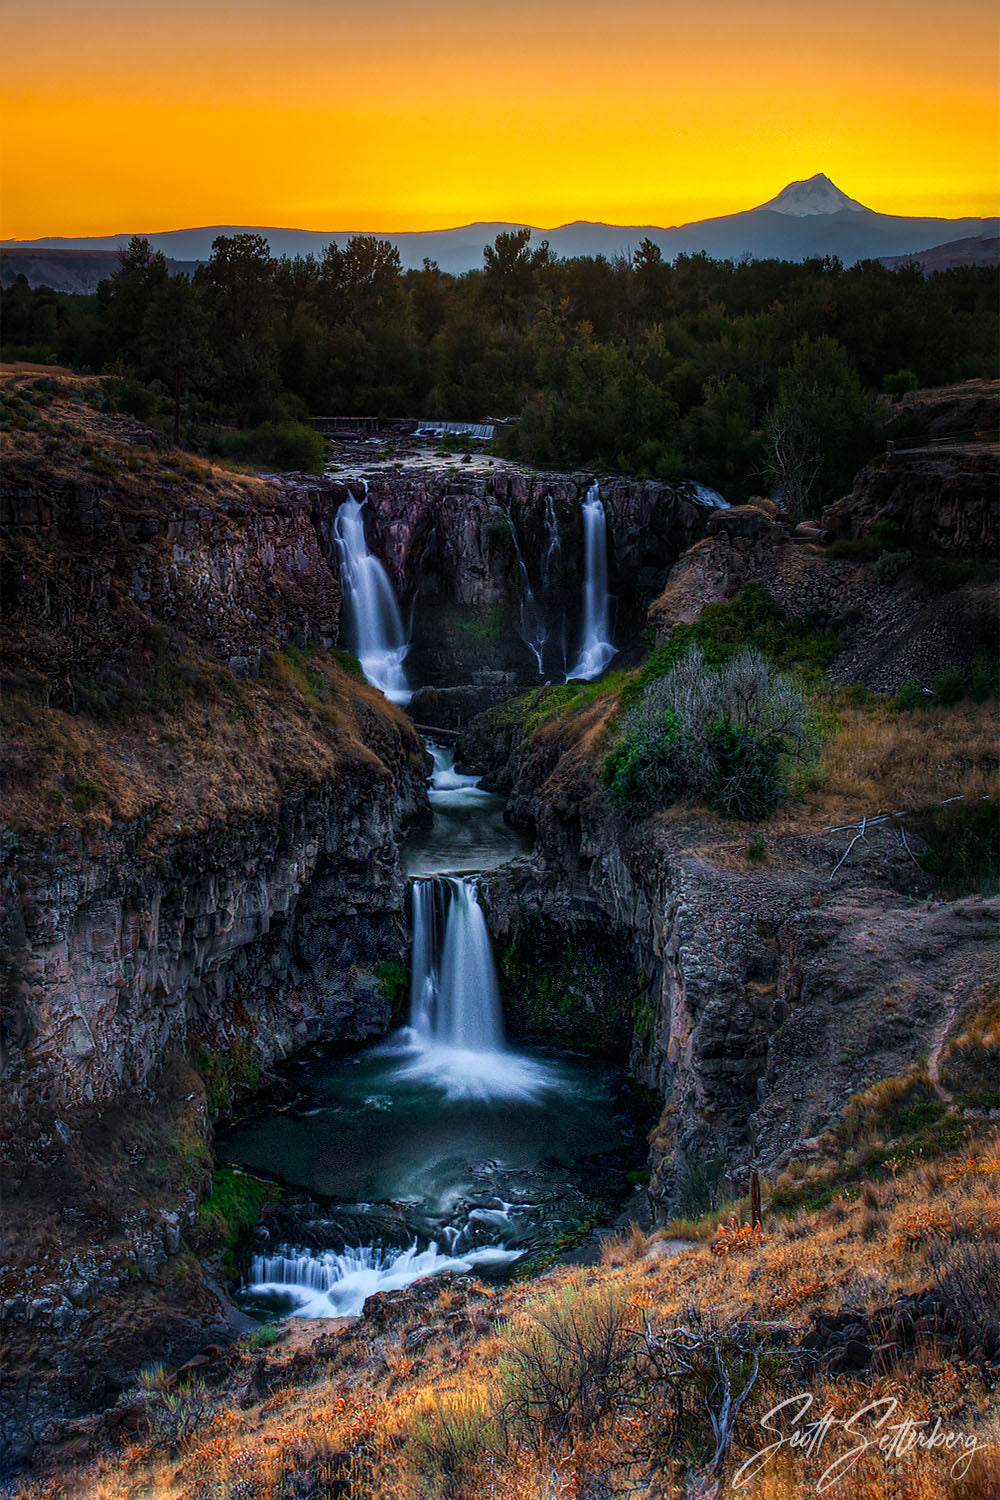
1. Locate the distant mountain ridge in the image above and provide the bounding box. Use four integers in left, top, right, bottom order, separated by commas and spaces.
880, 234, 1000, 272
3, 175, 997, 288
0, 247, 201, 295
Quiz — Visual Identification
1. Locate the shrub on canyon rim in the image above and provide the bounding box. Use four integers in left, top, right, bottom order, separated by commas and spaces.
603, 646, 814, 820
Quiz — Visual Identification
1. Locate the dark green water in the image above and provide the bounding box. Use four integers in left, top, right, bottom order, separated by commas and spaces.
220, 1039, 625, 1220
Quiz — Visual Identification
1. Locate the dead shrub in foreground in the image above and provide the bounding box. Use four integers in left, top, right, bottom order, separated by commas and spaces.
928, 1236, 1000, 1353
497, 1275, 638, 1445
138, 1364, 211, 1451
637, 1307, 767, 1498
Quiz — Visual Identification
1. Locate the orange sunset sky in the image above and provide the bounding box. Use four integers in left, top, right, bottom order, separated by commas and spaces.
2, 0, 998, 239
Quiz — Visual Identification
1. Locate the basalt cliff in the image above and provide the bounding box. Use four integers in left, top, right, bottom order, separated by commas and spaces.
0, 383, 431, 1460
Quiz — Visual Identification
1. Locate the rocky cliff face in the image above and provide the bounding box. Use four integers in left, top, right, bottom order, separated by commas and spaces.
646, 502, 997, 693
2, 766, 422, 1119
337, 468, 716, 609
0, 385, 430, 1463
1, 389, 429, 1119
317, 467, 717, 718
822, 445, 998, 553
2, 453, 342, 693
465, 694, 1000, 1214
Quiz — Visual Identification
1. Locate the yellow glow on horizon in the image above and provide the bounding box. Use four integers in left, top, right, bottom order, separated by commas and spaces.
2, 0, 997, 238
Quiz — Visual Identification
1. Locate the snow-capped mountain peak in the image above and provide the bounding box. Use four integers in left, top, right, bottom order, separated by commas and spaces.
758, 173, 870, 217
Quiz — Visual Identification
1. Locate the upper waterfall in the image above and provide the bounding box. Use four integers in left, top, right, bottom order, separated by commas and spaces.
567, 481, 616, 681
333, 491, 411, 704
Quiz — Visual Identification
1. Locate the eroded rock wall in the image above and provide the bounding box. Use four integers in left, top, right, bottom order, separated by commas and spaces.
647, 502, 997, 693
1, 761, 424, 1119
0, 400, 432, 1465
822, 446, 999, 553
313, 468, 717, 716
1, 412, 431, 1120
465, 704, 1000, 1214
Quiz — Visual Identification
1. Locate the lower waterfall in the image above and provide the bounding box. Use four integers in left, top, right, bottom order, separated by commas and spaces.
230, 737, 627, 1324
245, 1241, 521, 1319
409, 876, 504, 1051
398, 873, 551, 1100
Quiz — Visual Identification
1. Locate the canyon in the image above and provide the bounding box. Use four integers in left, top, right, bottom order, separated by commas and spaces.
1, 376, 997, 1474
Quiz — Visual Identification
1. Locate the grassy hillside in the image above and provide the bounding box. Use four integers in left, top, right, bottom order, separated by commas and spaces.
21, 1127, 999, 1499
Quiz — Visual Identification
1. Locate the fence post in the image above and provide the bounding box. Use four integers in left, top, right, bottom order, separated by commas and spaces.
750, 1169, 761, 1230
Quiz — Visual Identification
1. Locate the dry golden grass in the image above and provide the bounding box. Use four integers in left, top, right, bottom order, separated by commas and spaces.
802, 700, 1000, 826
599, 1220, 648, 1267
0, 653, 421, 843
18, 1137, 998, 1500
513, 676, 998, 870
0, 362, 82, 380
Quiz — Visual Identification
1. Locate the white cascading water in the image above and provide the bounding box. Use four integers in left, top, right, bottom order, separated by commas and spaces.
689, 481, 729, 509
427, 742, 483, 797
503, 506, 546, 674
394, 749, 552, 1100
244, 745, 550, 1321
414, 420, 496, 442
566, 481, 616, 681
409, 876, 504, 1052
332, 488, 411, 704
542, 493, 562, 588
246, 1241, 521, 1319
399, 873, 553, 1099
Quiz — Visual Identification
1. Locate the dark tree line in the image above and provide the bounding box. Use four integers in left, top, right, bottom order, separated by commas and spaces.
2, 228, 995, 509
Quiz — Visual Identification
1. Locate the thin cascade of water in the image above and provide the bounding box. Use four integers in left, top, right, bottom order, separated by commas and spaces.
502, 505, 546, 674
542, 493, 562, 589
427, 743, 481, 795
567, 481, 616, 681
544, 497, 569, 673
332, 486, 411, 703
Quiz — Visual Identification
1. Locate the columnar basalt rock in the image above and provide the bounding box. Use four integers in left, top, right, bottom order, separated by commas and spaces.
322, 468, 716, 610
1, 766, 424, 1120
2, 460, 344, 686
